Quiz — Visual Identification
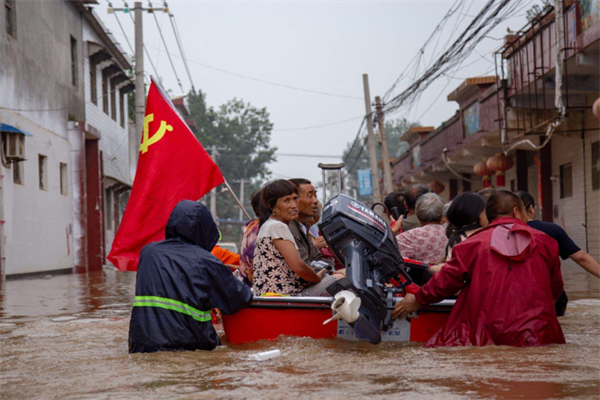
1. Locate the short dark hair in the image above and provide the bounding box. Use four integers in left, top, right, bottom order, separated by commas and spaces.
250, 190, 263, 218
289, 178, 311, 188
477, 188, 496, 203
384, 191, 406, 216
259, 180, 298, 226
405, 184, 431, 211
486, 190, 524, 223
515, 190, 535, 211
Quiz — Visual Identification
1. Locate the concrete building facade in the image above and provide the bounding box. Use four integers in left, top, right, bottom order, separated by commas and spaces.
0, 0, 133, 278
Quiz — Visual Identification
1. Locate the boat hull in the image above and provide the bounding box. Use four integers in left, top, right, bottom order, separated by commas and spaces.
222, 297, 454, 344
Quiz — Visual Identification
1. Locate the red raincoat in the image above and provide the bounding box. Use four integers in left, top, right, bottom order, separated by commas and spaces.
415, 217, 565, 347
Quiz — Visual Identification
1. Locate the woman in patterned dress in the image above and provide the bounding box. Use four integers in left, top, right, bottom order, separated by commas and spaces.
253, 180, 337, 297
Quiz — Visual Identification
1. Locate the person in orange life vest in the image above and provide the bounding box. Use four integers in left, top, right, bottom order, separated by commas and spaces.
393, 190, 565, 347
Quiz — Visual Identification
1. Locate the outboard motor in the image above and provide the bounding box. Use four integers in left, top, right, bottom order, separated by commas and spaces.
319, 194, 426, 344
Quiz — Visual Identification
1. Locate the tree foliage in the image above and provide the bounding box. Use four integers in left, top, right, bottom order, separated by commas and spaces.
187, 89, 276, 220
342, 117, 419, 202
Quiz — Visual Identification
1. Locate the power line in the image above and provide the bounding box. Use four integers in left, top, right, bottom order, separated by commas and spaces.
108, 29, 362, 101
271, 116, 363, 132
149, 2, 184, 93
164, 2, 196, 91
382, 0, 524, 116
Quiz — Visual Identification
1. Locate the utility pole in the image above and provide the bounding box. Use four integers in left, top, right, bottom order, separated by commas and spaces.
362, 74, 381, 204
375, 96, 394, 194
238, 178, 245, 221
210, 145, 218, 221
132, 1, 145, 182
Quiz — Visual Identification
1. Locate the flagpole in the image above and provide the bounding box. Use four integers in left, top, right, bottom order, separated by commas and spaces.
224, 180, 252, 220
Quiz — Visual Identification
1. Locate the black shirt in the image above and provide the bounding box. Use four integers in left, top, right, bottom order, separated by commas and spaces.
528, 220, 580, 260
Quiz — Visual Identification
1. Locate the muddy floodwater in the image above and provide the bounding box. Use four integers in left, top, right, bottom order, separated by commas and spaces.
0, 265, 599, 400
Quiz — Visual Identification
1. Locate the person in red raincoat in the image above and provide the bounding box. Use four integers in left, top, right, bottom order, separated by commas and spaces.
393, 190, 565, 347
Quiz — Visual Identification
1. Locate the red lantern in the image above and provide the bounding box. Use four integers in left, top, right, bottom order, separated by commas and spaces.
429, 181, 445, 194
593, 97, 600, 120
474, 159, 493, 188
486, 153, 514, 187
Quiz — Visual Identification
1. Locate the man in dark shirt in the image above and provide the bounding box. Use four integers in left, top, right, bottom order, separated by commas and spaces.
401, 184, 432, 232
288, 179, 335, 270
516, 191, 600, 315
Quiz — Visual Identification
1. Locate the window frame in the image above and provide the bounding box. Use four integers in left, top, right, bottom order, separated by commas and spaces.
38, 154, 48, 191
60, 162, 68, 195
559, 162, 573, 199
110, 77, 117, 121
90, 58, 97, 105
70, 36, 78, 87
102, 68, 109, 114
5, 0, 15, 38
13, 160, 24, 185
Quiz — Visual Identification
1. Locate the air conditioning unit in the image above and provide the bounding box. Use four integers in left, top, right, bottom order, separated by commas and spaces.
4, 131, 26, 161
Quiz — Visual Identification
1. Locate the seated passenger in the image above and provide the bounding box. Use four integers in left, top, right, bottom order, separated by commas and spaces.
288, 179, 336, 271
396, 193, 448, 264
401, 184, 432, 232
253, 180, 337, 297
393, 190, 565, 347
235, 190, 262, 287
384, 190, 407, 235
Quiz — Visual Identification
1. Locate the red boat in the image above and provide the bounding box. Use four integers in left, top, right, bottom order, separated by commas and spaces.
223, 194, 454, 345
222, 296, 454, 344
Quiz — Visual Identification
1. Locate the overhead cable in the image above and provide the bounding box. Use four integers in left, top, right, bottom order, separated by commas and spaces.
149, 0, 184, 92
164, 2, 196, 91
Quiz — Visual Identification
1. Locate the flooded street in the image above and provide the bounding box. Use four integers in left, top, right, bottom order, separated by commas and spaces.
0, 266, 599, 400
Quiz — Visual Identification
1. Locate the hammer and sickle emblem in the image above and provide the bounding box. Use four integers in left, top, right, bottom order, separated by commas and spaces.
140, 113, 173, 154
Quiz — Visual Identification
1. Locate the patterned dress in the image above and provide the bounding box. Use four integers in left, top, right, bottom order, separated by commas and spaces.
396, 223, 448, 264
253, 219, 310, 296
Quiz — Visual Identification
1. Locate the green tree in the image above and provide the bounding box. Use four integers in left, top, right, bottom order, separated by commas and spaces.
343, 117, 419, 202
187, 90, 276, 220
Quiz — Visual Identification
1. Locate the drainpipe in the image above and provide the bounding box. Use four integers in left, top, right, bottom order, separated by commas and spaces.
0, 166, 5, 286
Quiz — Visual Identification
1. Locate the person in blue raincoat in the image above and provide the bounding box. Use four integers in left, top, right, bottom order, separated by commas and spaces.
129, 200, 253, 353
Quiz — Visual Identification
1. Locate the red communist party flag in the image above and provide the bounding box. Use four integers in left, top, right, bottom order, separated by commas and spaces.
108, 77, 224, 272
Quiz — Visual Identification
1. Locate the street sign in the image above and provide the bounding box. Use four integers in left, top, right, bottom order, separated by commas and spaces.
357, 169, 373, 196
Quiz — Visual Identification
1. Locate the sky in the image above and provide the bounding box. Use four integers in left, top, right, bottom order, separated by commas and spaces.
95, 0, 537, 190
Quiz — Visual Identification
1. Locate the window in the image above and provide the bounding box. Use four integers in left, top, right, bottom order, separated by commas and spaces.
105, 188, 113, 230
38, 154, 47, 190
90, 58, 97, 105
592, 141, 599, 191
110, 78, 116, 121
560, 163, 573, 198
13, 160, 23, 185
5, 0, 15, 37
70, 36, 77, 86
60, 163, 68, 195
119, 88, 125, 128
102, 69, 108, 114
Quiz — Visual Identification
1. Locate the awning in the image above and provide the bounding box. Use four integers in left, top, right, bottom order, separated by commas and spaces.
0, 123, 32, 137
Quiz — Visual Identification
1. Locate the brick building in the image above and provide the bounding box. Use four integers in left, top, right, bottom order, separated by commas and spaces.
391, 1, 600, 268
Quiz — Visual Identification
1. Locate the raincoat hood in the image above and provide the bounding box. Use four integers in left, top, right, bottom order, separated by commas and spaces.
165, 200, 219, 251
488, 217, 536, 262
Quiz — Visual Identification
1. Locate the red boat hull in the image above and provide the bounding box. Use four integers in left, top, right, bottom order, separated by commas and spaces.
222, 297, 453, 345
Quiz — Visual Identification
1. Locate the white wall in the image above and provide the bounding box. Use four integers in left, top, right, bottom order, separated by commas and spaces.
1, 112, 74, 275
